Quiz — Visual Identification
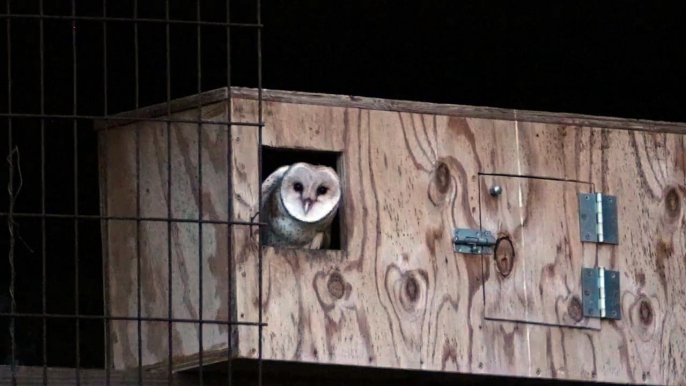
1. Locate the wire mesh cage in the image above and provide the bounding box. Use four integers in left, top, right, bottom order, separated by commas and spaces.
0, 0, 265, 384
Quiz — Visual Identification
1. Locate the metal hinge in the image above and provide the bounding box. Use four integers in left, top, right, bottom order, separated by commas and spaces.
582, 267, 621, 320
453, 228, 496, 254
578, 193, 619, 245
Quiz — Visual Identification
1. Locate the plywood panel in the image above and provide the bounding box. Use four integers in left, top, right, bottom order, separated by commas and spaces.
476, 122, 686, 385
231, 100, 686, 385
231, 103, 508, 372
479, 175, 599, 330
100, 102, 234, 370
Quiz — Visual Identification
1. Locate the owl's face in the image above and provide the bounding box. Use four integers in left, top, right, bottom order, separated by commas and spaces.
279, 163, 341, 223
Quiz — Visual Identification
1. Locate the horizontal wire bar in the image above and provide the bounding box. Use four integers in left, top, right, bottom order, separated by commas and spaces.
0, 13, 261, 28
0, 312, 266, 326
0, 113, 262, 128
0, 212, 266, 226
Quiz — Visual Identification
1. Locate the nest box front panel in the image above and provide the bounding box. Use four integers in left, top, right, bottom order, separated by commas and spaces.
230, 100, 519, 370
225, 94, 686, 384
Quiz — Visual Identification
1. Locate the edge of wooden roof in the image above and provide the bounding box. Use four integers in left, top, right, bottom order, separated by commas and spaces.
93, 86, 686, 134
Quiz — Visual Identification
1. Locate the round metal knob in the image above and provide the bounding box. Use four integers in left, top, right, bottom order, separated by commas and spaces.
489, 185, 502, 197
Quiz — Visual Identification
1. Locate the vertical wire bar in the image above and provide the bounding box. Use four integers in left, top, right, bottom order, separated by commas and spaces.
196, 1, 204, 384
39, 0, 48, 383
133, 0, 143, 384
6, 1, 16, 384
165, 0, 174, 383
225, 0, 233, 384
102, 0, 111, 384
256, 0, 263, 385
71, 0, 81, 382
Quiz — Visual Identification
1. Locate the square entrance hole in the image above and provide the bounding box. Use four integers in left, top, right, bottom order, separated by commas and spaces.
261, 146, 343, 250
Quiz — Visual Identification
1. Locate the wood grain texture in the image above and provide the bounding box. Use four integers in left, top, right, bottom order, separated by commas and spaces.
98, 89, 686, 385
99, 102, 235, 370
479, 175, 599, 330
231, 100, 686, 385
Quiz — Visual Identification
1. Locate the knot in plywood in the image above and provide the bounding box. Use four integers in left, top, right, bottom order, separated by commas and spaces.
314, 269, 351, 312
494, 237, 515, 277
628, 294, 659, 342
428, 160, 452, 207
385, 265, 429, 319
384, 264, 430, 351
567, 296, 583, 322
665, 187, 682, 221
403, 277, 420, 306
639, 299, 654, 326
327, 272, 346, 300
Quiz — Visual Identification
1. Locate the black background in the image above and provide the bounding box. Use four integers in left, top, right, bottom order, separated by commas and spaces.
0, 0, 684, 370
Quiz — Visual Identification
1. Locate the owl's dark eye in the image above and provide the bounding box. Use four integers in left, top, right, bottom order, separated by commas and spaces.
293, 182, 303, 192
317, 186, 328, 195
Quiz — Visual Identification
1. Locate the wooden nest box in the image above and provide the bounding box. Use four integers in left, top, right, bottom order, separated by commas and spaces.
95, 87, 686, 385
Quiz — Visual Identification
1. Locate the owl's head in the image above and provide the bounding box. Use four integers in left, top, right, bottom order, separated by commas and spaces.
279, 162, 341, 223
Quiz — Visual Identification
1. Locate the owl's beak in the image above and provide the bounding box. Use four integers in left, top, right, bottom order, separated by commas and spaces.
303, 199, 313, 214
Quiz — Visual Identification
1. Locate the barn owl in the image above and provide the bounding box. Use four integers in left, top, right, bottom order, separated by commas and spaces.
260, 162, 341, 249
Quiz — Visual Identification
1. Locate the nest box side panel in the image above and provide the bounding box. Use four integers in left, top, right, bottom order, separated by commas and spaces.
101, 102, 235, 370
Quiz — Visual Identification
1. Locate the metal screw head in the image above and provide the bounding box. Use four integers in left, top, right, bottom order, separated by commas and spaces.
489, 185, 503, 197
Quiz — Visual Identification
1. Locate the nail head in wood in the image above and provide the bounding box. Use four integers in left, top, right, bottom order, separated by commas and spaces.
489, 185, 503, 197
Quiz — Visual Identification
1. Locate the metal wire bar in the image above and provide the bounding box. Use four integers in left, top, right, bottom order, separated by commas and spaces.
165, 1, 174, 383
39, 0, 48, 384
0, 313, 266, 326
0, 212, 266, 226
225, 0, 234, 383
71, 0, 81, 382
0, 113, 263, 128
0, 14, 261, 28
257, 0, 264, 385
102, 0, 111, 384
133, 0, 143, 382
6, 0, 17, 383
196, 1, 205, 383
